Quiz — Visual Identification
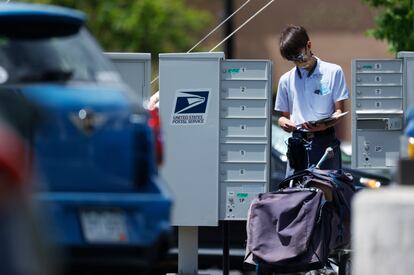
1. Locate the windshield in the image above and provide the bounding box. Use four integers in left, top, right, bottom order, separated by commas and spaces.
0, 27, 120, 85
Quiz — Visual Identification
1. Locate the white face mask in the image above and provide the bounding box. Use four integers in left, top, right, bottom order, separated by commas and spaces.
296, 53, 315, 69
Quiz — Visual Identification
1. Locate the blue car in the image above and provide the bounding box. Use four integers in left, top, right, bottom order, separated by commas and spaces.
0, 3, 171, 273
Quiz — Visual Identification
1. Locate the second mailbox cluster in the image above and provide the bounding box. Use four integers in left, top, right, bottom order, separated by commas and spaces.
352, 52, 414, 169
159, 52, 272, 226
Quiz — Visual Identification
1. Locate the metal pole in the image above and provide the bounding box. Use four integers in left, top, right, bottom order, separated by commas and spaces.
224, 0, 235, 59
221, 221, 230, 275
222, 1, 233, 272
222, 1, 234, 272
178, 226, 198, 275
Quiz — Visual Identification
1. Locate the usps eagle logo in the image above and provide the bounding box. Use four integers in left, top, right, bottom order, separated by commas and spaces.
171, 90, 209, 125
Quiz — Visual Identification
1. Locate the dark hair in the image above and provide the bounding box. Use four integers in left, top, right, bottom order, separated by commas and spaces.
279, 25, 310, 60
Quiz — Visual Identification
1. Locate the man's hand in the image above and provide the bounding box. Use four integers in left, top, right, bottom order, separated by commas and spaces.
149, 92, 159, 110
302, 114, 343, 132
278, 116, 296, 133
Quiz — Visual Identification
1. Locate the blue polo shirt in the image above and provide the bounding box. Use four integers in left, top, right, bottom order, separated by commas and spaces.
275, 57, 349, 126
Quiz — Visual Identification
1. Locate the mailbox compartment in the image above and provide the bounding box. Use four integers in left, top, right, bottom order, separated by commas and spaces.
355, 98, 402, 111
356, 117, 403, 130
221, 61, 269, 80
221, 99, 267, 118
220, 182, 265, 220
220, 163, 266, 182
221, 80, 268, 99
220, 143, 267, 162
221, 118, 267, 138
355, 73, 402, 85
355, 60, 402, 73
354, 86, 402, 98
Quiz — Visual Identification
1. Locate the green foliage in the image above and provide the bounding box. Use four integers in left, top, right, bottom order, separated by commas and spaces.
22, 0, 212, 55
363, 0, 414, 53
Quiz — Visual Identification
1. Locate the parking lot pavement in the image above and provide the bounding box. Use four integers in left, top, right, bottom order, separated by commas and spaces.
204, 270, 255, 275
167, 270, 255, 275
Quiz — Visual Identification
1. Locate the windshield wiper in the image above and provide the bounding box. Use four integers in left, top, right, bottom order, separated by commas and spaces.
18, 69, 73, 82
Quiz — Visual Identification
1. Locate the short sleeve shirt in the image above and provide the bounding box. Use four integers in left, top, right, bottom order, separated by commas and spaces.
274, 57, 349, 126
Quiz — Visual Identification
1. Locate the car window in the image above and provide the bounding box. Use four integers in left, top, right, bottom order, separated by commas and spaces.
0, 27, 120, 85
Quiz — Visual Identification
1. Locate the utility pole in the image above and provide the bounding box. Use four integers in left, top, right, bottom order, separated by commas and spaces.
222, 0, 234, 272
224, 0, 235, 58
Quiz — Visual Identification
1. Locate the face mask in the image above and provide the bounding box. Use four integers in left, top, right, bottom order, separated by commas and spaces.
288, 51, 306, 63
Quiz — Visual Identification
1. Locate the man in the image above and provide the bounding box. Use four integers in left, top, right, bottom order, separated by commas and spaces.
275, 25, 349, 175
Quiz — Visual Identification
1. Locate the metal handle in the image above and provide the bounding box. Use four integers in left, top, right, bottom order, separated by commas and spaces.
316, 147, 334, 169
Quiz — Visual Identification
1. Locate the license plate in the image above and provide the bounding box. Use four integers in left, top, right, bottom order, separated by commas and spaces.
80, 209, 128, 243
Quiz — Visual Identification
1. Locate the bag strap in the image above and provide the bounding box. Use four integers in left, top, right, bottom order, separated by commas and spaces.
278, 169, 311, 189
330, 177, 353, 212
